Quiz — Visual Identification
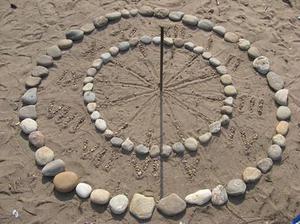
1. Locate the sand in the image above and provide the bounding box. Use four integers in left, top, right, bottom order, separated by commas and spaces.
0, 0, 300, 223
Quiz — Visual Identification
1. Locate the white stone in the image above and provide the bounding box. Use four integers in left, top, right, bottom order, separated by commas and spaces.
185, 189, 212, 205
76, 183, 92, 199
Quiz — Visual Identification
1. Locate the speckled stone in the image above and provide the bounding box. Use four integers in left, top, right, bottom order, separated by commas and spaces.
121, 138, 134, 152
100, 52, 112, 64
212, 25, 226, 37
253, 56, 270, 75
276, 106, 291, 120
248, 46, 260, 59
224, 32, 239, 43
274, 89, 288, 106
209, 120, 221, 134
149, 145, 160, 158
220, 74, 232, 85
135, 144, 149, 155
90, 111, 101, 121
46, 45, 62, 59
211, 185, 228, 206
95, 119, 107, 132
42, 159, 65, 176
168, 11, 184, 21
226, 179, 246, 196
80, 23, 95, 34
172, 142, 185, 154
238, 39, 251, 51
65, 29, 84, 41
154, 7, 169, 18
224, 85, 237, 96
130, 193, 155, 220
28, 131, 45, 148
184, 137, 198, 152
93, 16, 108, 28
58, 39, 73, 50
198, 132, 212, 145
266, 72, 284, 91
139, 6, 154, 17
221, 105, 233, 115
92, 59, 103, 69
53, 171, 79, 193
109, 194, 129, 215
35, 146, 54, 166
272, 134, 286, 147
276, 121, 289, 136
267, 144, 282, 161
82, 83, 93, 92
20, 118, 38, 134
25, 76, 41, 88
161, 144, 172, 158
198, 19, 214, 31
182, 14, 199, 26
90, 189, 111, 205
109, 46, 119, 56
173, 38, 184, 48
257, 158, 273, 173
22, 88, 37, 105
157, 193, 186, 216
83, 91, 96, 103
242, 167, 262, 183
103, 129, 114, 139
87, 67, 97, 77
110, 137, 123, 147
19, 105, 37, 120
216, 65, 227, 75
84, 77, 94, 84
32, 66, 49, 78
105, 11, 122, 21
36, 55, 53, 67
185, 189, 212, 205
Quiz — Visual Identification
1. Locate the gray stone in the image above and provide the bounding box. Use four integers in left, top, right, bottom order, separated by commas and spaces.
100, 52, 112, 64
28, 131, 45, 148
257, 158, 273, 173
184, 42, 195, 51
25, 76, 41, 88
35, 146, 54, 166
83, 91, 96, 103
139, 6, 154, 17
110, 137, 123, 147
216, 65, 227, 75
152, 36, 161, 45
150, 145, 160, 158
82, 83, 93, 92
242, 167, 262, 183
65, 29, 84, 41
209, 58, 221, 67
90, 189, 111, 205
168, 11, 184, 21
202, 52, 212, 60
87, 102, 97, 113
226, 179, 246, 196
91, 111, 101, 121
129, 9, 138, 17
109, 194, 129, 215
161, 144, 172, 158
157, 193, 186, 216
22, 88, 37, 105
120, 9, 130, 18
224, 97, 234, 106
46, 45, 62, 59
135, 144, 149, 155
224, 85, 237, 96
211, 185, 228, 206
20, 118, 38, 134
172, 142, 185, 154
36, 55, 53, 67
80, 23, 95, 34
198, 19, 214, 31
173, 38, 184, 48
58, 39, 73, 50
185, 189, 212, 205
130, 193, 155, 220
220, 114, 230, 126
193, 46, 204, 54
272, 134, 286, 148
248, 46, 260, 59
105, 11, 121, 21
221, 105, 233, 115
276, 121, 289, 136
118, 41, 130, 51
253, 56, 270, 75
129, 38, 139, 47
87, 67, 97, 77
198, 132, 212, 145
274, 89, 288, 106
209, 120, 221, 134
154, 7, 169, 18
93, 16, 108, 28
109, 46, 119, 56
76, 183, 92, 199
32, 66, 48, 78
238, 39, 251, 51
95, 119, 107, 132
220, 74, 232, 85
84, 77, 94, 84
267, 72, 284, 91
121, 138, 134, 152
224, 32, 239, 43
276, 106, 291, 120
140, 35, 152, 44
19, 105, 37, 120
268, 144, 282, 161
182, 15, 198, 26
213, 25, 226, 37
92, 59, 103, 69
42, 159, 65, 176
103, 129, 114, 139
184, 137, 198, 152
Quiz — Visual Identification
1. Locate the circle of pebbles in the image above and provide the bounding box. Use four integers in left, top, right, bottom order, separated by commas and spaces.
18, 6, 291, 220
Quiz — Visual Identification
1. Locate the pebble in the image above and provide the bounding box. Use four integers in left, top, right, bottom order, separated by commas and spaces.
109, 194, 129, 215
53, 171, 79, 193
220, 114, 230, 126
93, 16, 108, 28
184, 42, 195, 51
135, 144, 149, 155
46, 45, 62, 59
106, 11, 122, 21
22, 88, 37, 105
224, 32, 239, 43
220, 74, 232, 85
173, 38, 184, 48
198, 132, 212, 145
130, 9, 138, 17
90, 111, 101, 121
65, 29, 84, 41
83, 83, 93, 92
257, 158, 273, 173
184, 137, 198, 152
110, 137, 123, 147
202, 52, 212, 60
121, 138, 134, 152
238, 39, 251, 51
20, 118, 38, 134
266, 72, 284, 91
152, 36, 161, 45
42, 159, 65, 176
120, 9, 130, 18
83, 91, 96, 103
35, 146, 54, 166
164, 37, 173, 47
150, 145, 160, 158
28, 131, 45, 148
193, 46, 204, 54
104, 129, 114, 139
36, 55, 53, 67
87, 102, 97, 113
276, 106, 291, 120
198, 19, 214, 31
90, 189, 111, 204
32, 66, 49, 78
224, 85, 237, 96
25, 76, 41, 88
139, 6, 154, 17
109, 46, 119, 56
58, 39, 73, 50
209, 57, 221, 67
268, 144, 282, 161
216, 65, 227, 75
253, 56, 270, 75
168, 11, 184, 21
118, 41, 130, 51
154, 7, 169, 18
274, 89, 288, 106
140, 35, 152, 44
182, 14, 199, 26
157, 193, 186, 216
248, 46, 260, 59
213, 25, 226, 37
272, 134, 286, 147
92, 59, 103, 69
172, 142, 185, 154
100, 52, 112, 64
209, 120, 221, 134
221, 105, 233, 115
95, 119, 107, 132
224, 97, 234, 106
19, 105, 37, 120
226, 179, 246, 196
211, 185, 228, 206
161, 144, 172, 157
129, 38, 139, 47
87, 67, 97, 77
84, 76, 94, 84
80, 23, 95, 34
276, 121, 289, 135
76, 183, 92, 198
242, 167, 262, 183
185, 189, 212, 205
130, 193, 155, 220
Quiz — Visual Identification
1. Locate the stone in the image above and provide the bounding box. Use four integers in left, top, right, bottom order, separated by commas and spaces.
152, 36, 161, 45
184, 42, 195, 51
28, 131, 45, 148
168, 11, 184, 21
135, 144, 149, 155
32, 66, 48, 78
172, 142, 185, 154
92, 59, 103, 69
272, 134, 286, 147
121, 138, 134, 152
80, 23, 95, 34
87, 67, 97, 77
242, 167, 262, 183
118, 41, 130, 51
198, 19, 214, 31
253, 56, 270, 75
150, 145, 160, 158
173, 38, 184, 48
267, 72, 284, 91
209, 57, 221, 67
157, 193, 186, 216
93, 16, 108, 28
129, 38, 139, 47
202, 52, 212, 60
185, 189, 212, 205
216, 65, 227, 75
87, 102, 97, 113
268, 144, 282, 161
46, 45, 62, 59
211, 185, 228, 206
36, 55, 53, 68
109, 46, 119, 56
224, 85, 237, 96
65, 29, 84, 41
130, 193, 155, 220
22, 88, 37, 105
25, 76, 41, 88
20, 118, 38, 134
220, 74, 232, 85
109, 194, 129, 215
238, 39, 251, 51
276, 121, 289, 136
257, 158, 273, 173
220, 114, 230, 126
199, 132, 212, 145
100, 52, 112, 64
83, 83, 93, 92
84, 77, 94, 84
35, 146, 54, 166
209, 120, 221, 134
42, 159, 65, 176
140, 35, 152, 44
193, 46, 204, 54
163, 37, 173, 47
110, 137, 123, 147
274, 89, 288, 106
182, 15, 198, 26
224, 97, 234, 106
103, 129, 114, 139
248, 46, 260, 59
154, 7, 169, 18
90, 189, 111, 204
90, 111, 101, 121
184, 137, 198, 152
76, 183, 92, 198
120, 9, 130, 18
213, 25, 226, 37
221, 105, 233, 115
276, 106, 291, 120
19, 105, 37, 120
95, 119, 107, 132
83, 91, 96, 103
130, 9, 138, 17
161, 144, 172, 158
58, 39, 73, 50
53, 171, 79, 193
139, 6, 154, 17
226, 179, 246, 196
224, 32, 239, 43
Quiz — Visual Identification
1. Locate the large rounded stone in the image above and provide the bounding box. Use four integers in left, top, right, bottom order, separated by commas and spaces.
161, 144, 172, 158
274, 89, 288, 106
109, 194, 129, 215
83, 91, 96, 103
220, 74, 232, 85
154, 7, 169, 18
253, 56, 270, 75
157, 193, 186, 216
257, 158, 273, 173
276, 121, 289, 135
25, 76, 41, 88
238, 39, 251, 51
32, 66, 48, 78
22, 88, 37, 105
76, 183, 92, 198
80, 23, 95, 34
58, 39, 73, 50
216, 65, 227, 75
276, 106, 291, 120
36, 55, 53, 67
135, 144, 149, 155
65, 29, 84, 41
168, 11, 184, 21
42, 159, 65, 176
213, 25, 226, 37
110, 137, 123, 147
90, 189, 111, 205
118, 41, 130, 51
19, 105, 37, 120
198, 132, 212, 145
53, 171, 79, 193
93, 16, 108, 28
182, 15, 198, 26
224, 85, 237, 96
100, 52, 112, 64
242, 167, 262, 183
198, 19, 214, 31
211, 185, 228, 205
248, 46, 260, 59
272, 134, 286, 147
267, 72, 284, 91
149, 145, 160, 158
95, 119, 107, 132
46, 45, 62, 59
140, 35, 152, 44
268, 144, 283, 161
138, 6, 154, 17
185, 189, 212, 205
172, 142, 185, 154
106, 11, 122, 21
224, 32, 239, 43
121, 138, 134, 152
130, 193, 155, 220
28, 131, 45, 148
20, 118, 38, 134
184, 137, 198, 152
209, 120, 221, 134
35, 146, 54, 166
226, 179, 246, 196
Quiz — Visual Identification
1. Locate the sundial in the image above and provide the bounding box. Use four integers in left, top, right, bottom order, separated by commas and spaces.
18, 6, 291, 221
